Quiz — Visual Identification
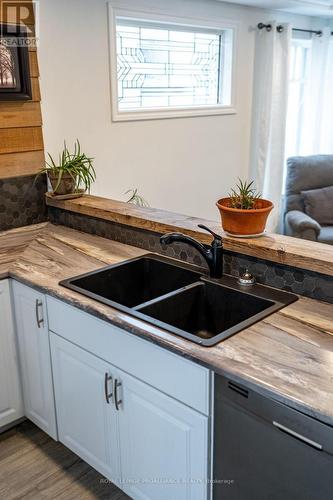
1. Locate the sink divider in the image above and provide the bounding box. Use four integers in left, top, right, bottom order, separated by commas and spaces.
133, 281, 204, 311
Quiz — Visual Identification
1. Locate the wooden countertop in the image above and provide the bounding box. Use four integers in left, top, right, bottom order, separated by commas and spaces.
1, 222, 333, 425
46, 194, 333, 277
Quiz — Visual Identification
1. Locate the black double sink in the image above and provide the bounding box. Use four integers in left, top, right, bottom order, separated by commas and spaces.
60, 254, 297, 346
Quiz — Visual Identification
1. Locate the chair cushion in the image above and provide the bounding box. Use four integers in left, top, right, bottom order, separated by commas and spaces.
301, 185, 333, 225
318, 226, 333, 245
285, 155, 333, 212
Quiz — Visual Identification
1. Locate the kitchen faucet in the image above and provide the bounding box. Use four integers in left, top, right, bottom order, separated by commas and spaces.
160, 224, 223, 279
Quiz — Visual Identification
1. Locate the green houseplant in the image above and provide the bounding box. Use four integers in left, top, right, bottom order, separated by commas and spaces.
216, 179, 273, 236
125, 188, 149, 207
37, 140, 96, 197
229, 179, 261, 210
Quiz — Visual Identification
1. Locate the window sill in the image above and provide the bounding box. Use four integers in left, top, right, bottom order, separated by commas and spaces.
111, 105, 237, 122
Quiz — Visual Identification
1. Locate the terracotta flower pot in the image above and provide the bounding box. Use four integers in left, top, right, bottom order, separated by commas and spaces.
48, 172, 76, 195
216, 197, 273, 236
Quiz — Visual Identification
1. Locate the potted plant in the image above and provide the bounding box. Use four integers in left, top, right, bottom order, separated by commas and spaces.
216, 179, 273, 236
37, 140, 96, 197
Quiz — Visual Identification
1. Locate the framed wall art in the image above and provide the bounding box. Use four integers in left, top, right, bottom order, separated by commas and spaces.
0, 24, 31, 100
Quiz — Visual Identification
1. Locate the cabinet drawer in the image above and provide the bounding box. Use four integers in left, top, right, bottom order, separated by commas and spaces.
47, 296, 210, 415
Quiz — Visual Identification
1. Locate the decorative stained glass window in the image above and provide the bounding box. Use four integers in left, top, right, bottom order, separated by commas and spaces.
115, 19, 232, 112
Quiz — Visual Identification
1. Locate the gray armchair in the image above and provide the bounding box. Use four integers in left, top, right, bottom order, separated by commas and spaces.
284, 155, 333, 244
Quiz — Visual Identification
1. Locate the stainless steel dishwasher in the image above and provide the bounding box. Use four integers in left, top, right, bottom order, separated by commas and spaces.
214, 375, 333, 500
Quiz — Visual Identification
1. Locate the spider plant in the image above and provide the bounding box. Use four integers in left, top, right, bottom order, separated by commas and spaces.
37, 140, 96, 194
125, 188, 149, 207
229, 179, 261, 210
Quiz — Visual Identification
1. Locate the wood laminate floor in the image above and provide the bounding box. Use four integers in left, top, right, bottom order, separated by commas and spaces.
0, 421, 131, 500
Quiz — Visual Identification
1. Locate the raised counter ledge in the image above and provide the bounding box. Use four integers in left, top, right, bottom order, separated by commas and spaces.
46, 194, 333, 277
1, 222, 333, 426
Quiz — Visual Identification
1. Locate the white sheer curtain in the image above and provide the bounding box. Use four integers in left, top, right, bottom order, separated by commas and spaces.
298, 27, 333, 154
250, 23, 292, 233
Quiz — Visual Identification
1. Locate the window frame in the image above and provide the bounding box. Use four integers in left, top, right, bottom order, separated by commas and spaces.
108, 3, 238, 121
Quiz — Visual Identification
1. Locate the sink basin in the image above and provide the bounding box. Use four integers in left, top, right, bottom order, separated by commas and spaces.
60, 253, 297, 346
60, 255, 201, 308
137, 281, 275, 344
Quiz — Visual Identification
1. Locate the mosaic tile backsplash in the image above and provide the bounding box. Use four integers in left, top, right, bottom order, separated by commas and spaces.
0, 174, 47, 231
48, 206, 333, 304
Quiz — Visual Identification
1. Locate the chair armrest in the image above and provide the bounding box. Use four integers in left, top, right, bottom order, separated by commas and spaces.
285, 210, 321, 240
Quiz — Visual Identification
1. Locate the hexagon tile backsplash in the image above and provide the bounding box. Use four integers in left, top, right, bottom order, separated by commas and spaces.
0, 174, 47, 231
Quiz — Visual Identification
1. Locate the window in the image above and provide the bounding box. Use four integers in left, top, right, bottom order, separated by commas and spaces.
109, 8, 235, 121
285, 38, 312, 159
285, 34, 333, 163
117, 23, 224, 110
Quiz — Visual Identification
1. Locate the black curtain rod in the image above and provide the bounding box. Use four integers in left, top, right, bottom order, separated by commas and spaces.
257, 22, 328, 36
293, 27, 323, 35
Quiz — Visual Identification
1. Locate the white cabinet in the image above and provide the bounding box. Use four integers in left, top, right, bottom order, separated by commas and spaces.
12, 281, 57, 439
0, 280, 23, 429
50, 331, 209, 500
50, 332, 121, 485
117, 369, 208, 500
7, 286, 210, 499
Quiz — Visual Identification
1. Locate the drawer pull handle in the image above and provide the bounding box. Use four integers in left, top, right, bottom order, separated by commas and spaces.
104, 373, 113, 404
114, 378, 122, 411
273, 421, 323, 450
35, 299, 44, 328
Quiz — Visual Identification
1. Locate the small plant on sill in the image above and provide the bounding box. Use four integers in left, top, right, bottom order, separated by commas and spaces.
125, 188, 149, 207
36, 139, 96, 197
216, 178, 273, 237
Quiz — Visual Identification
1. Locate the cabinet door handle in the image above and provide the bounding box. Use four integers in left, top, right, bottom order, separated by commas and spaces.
113, 378, 122, 411
35, 299, 44, 328
104, 373, 113, 404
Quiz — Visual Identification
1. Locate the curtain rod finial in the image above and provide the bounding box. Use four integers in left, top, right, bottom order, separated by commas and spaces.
258, 22, 272, 32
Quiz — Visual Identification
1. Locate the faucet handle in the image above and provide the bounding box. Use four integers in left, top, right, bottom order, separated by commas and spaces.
198, 224, 222, 244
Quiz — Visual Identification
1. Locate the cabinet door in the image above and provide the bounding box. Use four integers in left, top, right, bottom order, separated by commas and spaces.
117, 370, 209, 500
0, 280, 24, 428
50, 332, 121, 485
12, 281, 57, 439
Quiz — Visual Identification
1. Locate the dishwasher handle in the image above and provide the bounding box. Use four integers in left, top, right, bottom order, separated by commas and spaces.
273, 421, 323, 451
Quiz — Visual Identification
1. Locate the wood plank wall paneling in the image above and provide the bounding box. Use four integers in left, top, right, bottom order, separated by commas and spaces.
0, 102, 42, 128
0, 127, 43, 154
0, 0, 44, 180
31, 78, 41, 101
29, 51, 39, 77
0, 151, 45, 177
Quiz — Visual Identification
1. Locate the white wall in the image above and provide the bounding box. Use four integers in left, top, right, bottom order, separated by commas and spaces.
39, 0, 327, 220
